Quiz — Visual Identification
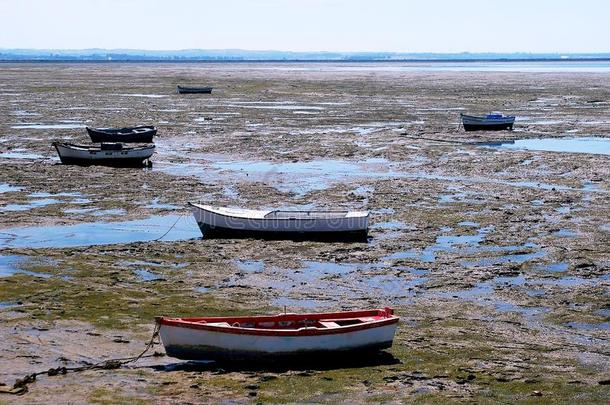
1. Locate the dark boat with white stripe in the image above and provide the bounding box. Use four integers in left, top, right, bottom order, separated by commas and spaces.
461, 113, 515, 131
177, 85, 213, 94
53, 142, 155, 167
86, 125, 156, 143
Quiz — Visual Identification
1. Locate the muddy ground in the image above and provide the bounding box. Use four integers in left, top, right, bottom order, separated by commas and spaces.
0, 62, 608, 404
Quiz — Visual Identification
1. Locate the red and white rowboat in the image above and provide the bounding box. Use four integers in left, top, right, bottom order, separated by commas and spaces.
156, 308, 399, 361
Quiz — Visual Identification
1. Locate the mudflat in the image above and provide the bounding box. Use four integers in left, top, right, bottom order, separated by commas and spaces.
0, 62, 608, 403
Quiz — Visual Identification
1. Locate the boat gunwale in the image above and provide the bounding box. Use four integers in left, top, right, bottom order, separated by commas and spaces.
460, 113, 515, 122
53, 142, 156, 152
86, 125, 156, 135
189, 202, 370, 221
157, 311, 398, 337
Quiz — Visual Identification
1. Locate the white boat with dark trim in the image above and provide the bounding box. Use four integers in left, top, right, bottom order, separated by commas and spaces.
53, 142, 155, 167
189, 203, 369, 238
461, 113, 515, 131
156, 308, 399, 361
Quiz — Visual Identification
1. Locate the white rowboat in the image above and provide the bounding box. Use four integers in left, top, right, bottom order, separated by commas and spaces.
189, 203, 369, 238
53, 142, 155, 167
156, 308, 399, 361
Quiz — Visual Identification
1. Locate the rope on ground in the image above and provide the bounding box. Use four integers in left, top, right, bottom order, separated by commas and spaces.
0, 324, 162, 396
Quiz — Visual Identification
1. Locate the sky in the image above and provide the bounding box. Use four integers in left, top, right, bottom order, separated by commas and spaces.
1, 0, 609, 53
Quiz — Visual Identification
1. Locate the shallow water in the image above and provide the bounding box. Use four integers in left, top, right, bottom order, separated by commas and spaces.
0, 214, 199, 248
1, 198, 61, 212
235, 260, 265, 273
565, 321, 610, 331
251, 61, 610, 73
536, 262, 569, 273
11, 123, 86, 129
384, 226, 492, 263
117, 93, 167, 98
487, 137, 610, 155
159, 157, 401, 196
0, 255, 52, 278
0, 184, 22, 193
143, 198, 181, 210
0, 149, 45, 159
133, 268, 164, 282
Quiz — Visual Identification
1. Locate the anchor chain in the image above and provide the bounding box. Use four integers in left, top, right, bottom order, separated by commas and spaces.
1, 323, 162, 395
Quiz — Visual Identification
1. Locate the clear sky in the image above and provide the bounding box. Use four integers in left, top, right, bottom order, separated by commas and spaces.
1, 0, 609, 53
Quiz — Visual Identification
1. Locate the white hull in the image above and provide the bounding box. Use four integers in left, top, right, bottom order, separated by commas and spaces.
54, 143, 155, 161
189, 203, 369, 234
53, 142, 155, 166
159, 322, 397, 360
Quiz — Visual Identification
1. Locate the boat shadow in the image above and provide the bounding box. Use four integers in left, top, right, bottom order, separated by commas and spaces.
149, 350, 400, 373
200, 229, 371, 243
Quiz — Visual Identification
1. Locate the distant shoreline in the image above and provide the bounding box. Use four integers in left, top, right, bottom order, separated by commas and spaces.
2, 58, 610, 63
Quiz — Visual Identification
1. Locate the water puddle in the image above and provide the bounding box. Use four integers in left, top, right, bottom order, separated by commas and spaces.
117, 94, 168, 98
11, 123, 86, 129
225, 102, 325, 111
235, 260, 265, 273
63, 207, 98, 214
461, 249, 545, 267
156, 151, 608, 196
0, 255, 52, 278
371, 221, 406, 231
1, 192, 88, 213
0, 214, 199, 248
159, 157, 401, 196
0, 149, 45, 159
133, 269, 165, 282
554, 229, 577, 237
1, 198, 61, 212
92, 208, 126, 217
536, 262, 569, 273
143, 198, 181, 210
384, 226, 493, 263
0, 184, 22, 194
485, 137, 610, 155
495, 302, 549, 317
565, 321, 610, 331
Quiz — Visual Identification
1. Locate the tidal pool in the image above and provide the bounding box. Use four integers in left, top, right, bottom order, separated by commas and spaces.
486, 137, 610, 155
0, 255, 52, 278
0, 214, 199, 248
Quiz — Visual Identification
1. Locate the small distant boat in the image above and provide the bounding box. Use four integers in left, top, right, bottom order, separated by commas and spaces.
177, 85, 213, 94
86, 125, 156, 143
156, 308, 399, 361
189, 203, 369, 239
461, 113, 515, 131
53, 142, 155, 167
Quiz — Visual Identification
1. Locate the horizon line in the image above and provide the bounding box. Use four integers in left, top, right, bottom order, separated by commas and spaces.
2, 48, 610, 55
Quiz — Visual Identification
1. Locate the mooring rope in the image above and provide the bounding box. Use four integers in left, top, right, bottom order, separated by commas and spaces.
0, 324, 162, 396
153, 212, 185, 241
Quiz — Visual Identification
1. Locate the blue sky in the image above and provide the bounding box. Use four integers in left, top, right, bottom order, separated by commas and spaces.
1, 0, 609, 52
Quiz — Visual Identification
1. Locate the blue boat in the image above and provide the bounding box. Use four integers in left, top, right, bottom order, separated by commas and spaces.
461, 113, 515, 131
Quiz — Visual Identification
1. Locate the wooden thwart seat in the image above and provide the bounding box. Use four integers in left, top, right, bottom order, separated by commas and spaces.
319, 321, 340, 328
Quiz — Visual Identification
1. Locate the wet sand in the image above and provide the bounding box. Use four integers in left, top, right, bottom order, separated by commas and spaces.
0, 62, 609, 403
